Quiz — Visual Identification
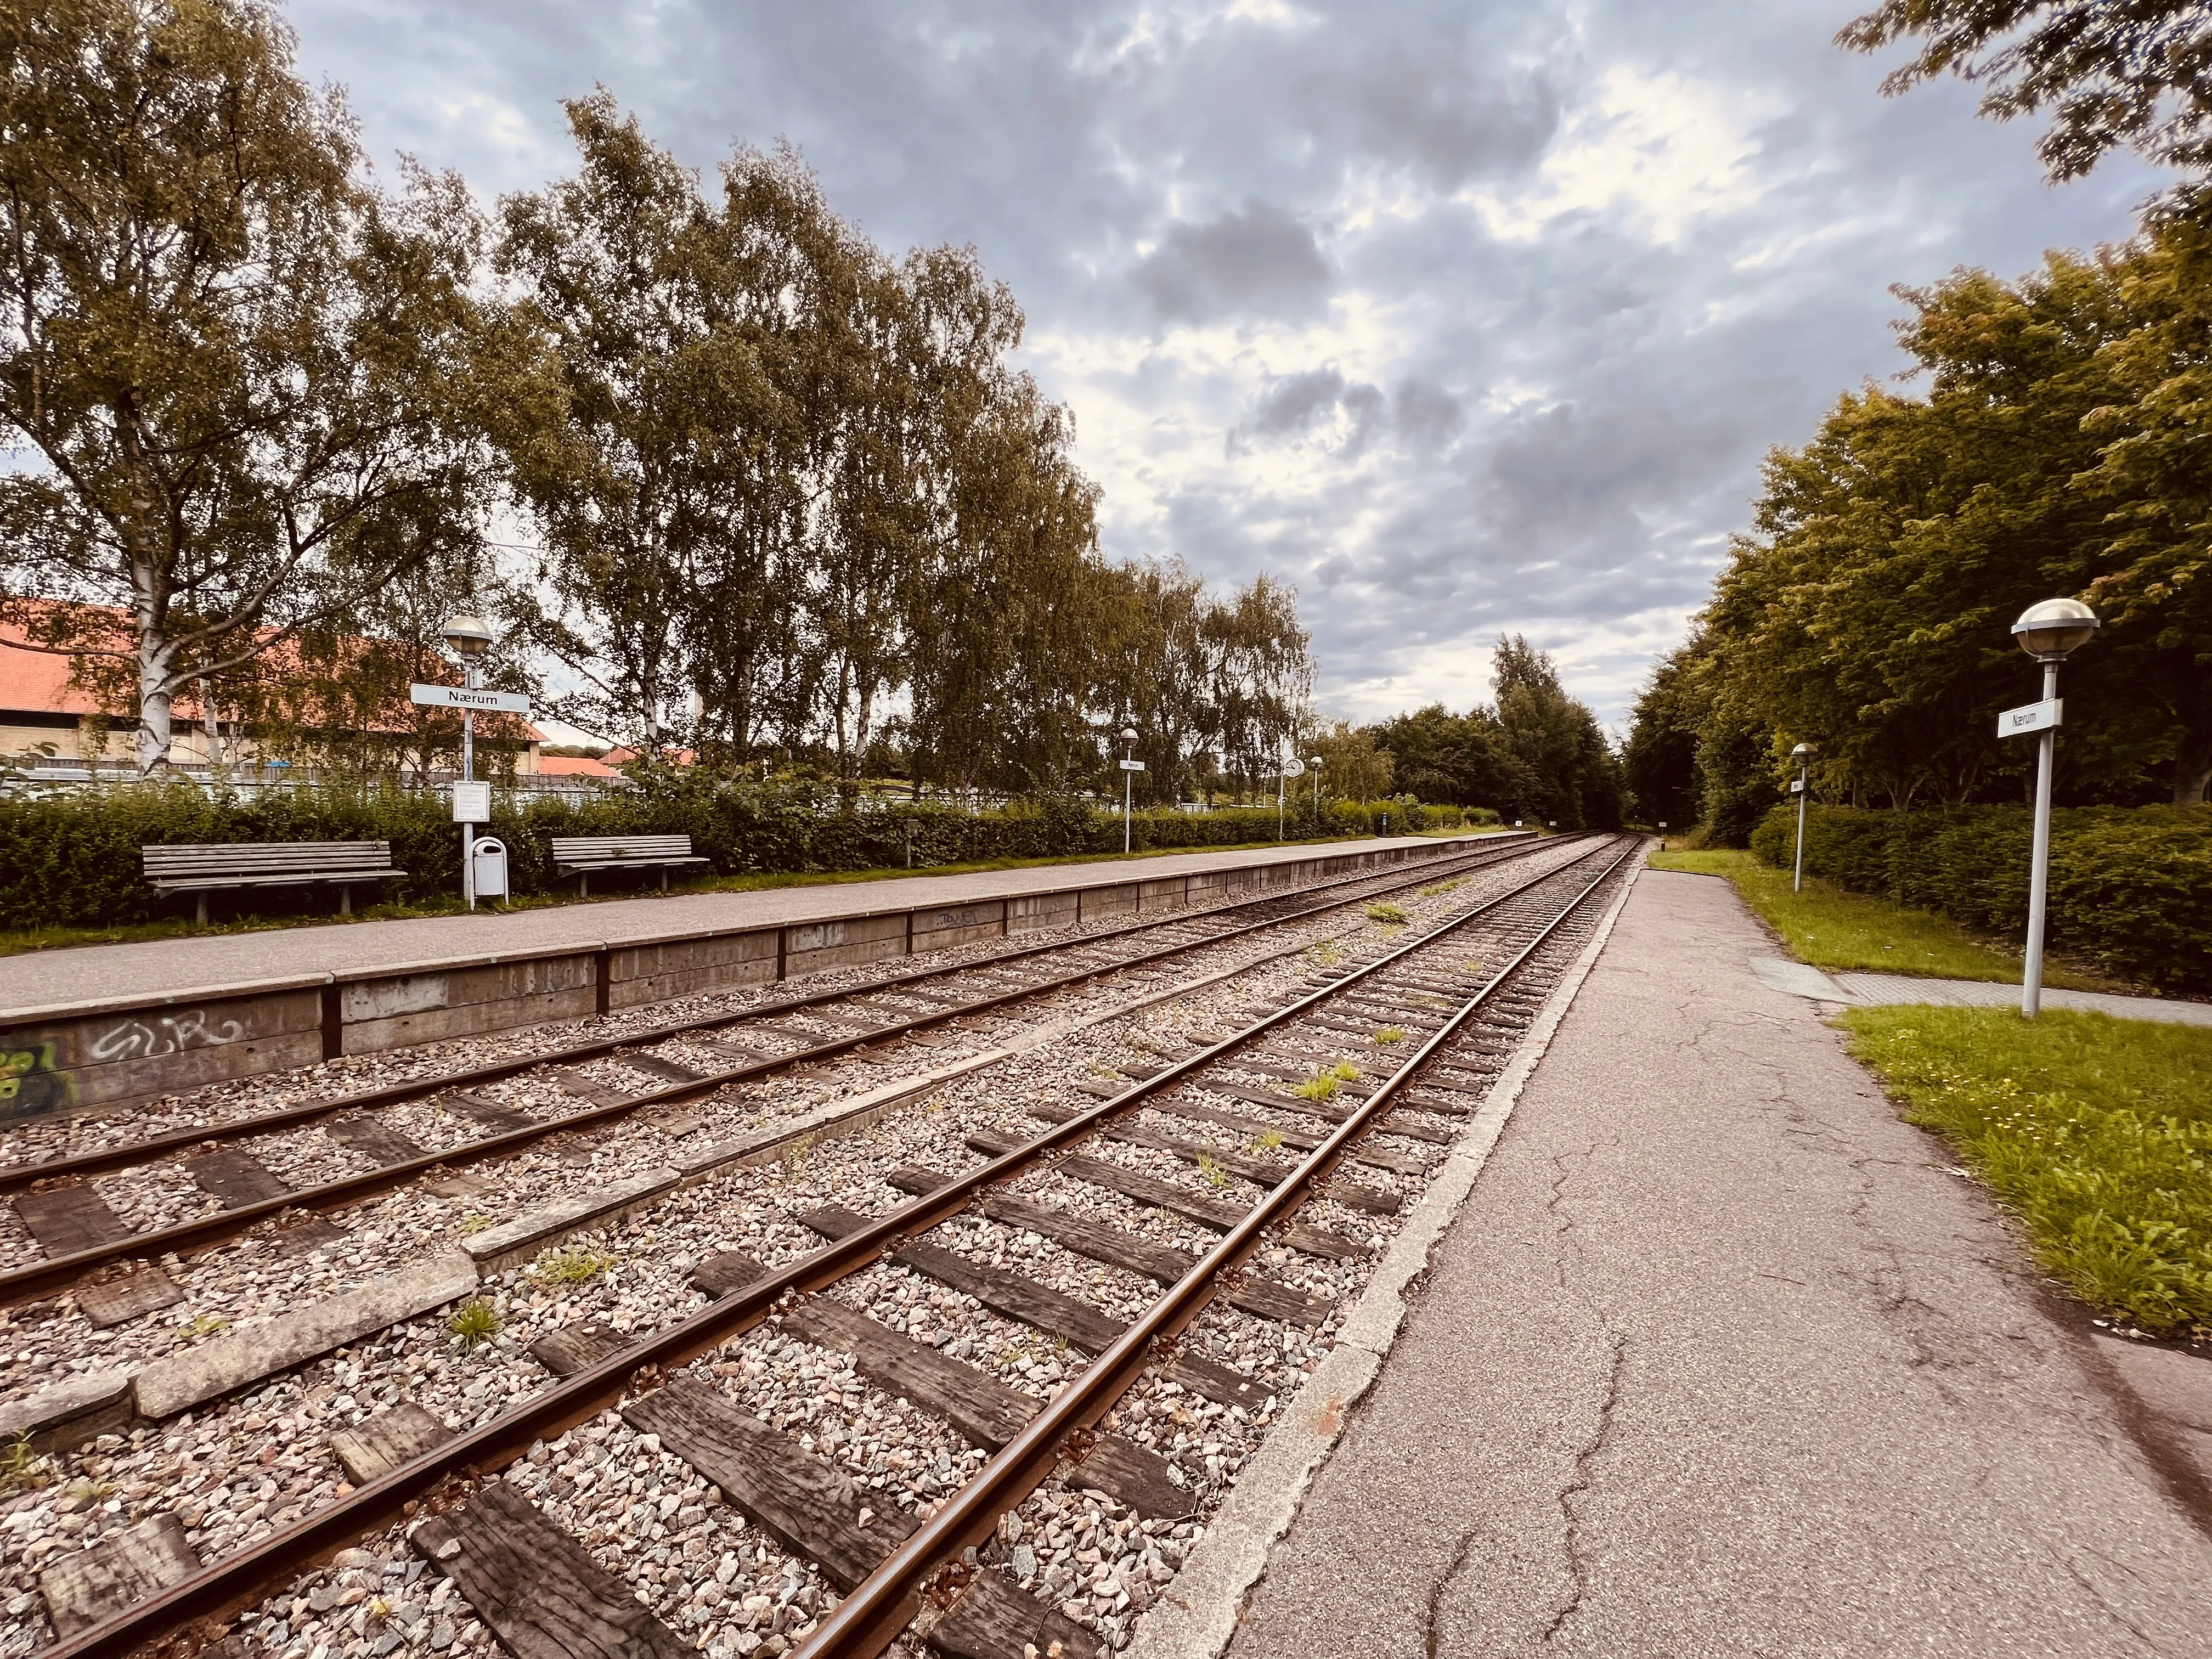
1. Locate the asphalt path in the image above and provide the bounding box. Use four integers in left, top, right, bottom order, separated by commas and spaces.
1229, 868, 2212, 1658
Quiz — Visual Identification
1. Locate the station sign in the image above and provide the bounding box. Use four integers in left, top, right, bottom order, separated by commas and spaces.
1119, 759, 1147, 771
1997, 698, 2063, 740
411, 682, 532, 715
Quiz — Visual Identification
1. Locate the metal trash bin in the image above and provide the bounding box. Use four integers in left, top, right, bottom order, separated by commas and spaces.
471, 836, 509, 900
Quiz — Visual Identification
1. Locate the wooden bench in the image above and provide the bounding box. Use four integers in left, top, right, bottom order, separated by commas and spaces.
143, 842, 407, 924
549, 834, 709, 897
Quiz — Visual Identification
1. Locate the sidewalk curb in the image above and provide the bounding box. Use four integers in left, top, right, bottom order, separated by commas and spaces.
1125, 852, 1646, 1659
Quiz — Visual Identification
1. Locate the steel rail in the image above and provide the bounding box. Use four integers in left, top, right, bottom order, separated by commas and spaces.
0, 836, 1537, 1198
0, 838, 1577, 1308
49, 838, 1624, 1659
796, 836, 1639, 1658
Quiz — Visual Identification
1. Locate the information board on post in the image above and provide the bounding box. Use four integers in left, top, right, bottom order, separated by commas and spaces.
450, 781, 492, 823
1997, 698, 2063, 740
410, 682, 532, 715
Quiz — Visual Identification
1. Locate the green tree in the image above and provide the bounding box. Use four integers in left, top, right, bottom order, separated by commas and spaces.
495, 93, 806, 754
1839, 0, 2212, 180
1622, 639, 1708, 829
2072, 191, 2212, 800
1307, 718, 1395, 804
1493, 635, 1625, 829
1203, 573, 1313, 797
0, 0, 505, 773
1370, 703, 1528, 813
1687, 241, 2205, 810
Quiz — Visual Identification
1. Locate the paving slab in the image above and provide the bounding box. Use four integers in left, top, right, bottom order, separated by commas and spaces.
1227, 868, 2212, 1659
1746, 951, 2212, 1027
0, 833, 1482, 1014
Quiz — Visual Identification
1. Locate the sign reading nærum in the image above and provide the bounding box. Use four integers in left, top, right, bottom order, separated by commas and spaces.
410, 682, 532, 715
1997, 698, 2063, 740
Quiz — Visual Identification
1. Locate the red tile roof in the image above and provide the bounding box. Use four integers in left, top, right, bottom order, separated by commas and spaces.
538, 754, 617, 778
0, 631, 100, 717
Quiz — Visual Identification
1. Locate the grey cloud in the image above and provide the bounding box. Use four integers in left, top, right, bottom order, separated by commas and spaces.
1229, 368, 1453, 459
1393, 377, 1463, 448
1131, 199, 1330, 324
1250, 368, 1348, 437
1290, 38, 1565, 189
287, 0, 2168, 725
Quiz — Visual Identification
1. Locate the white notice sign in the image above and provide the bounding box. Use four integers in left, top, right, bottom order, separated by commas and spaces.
451, 781, 492, 823
410, 682, 532, 715
1789, 778, 1805, 794
1119, 758, 1147, 771
1997, 698, 2063, 740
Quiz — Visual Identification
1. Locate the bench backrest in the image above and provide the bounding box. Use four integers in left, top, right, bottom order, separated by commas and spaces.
142, 841, 397, 879
549, 834, 695, 860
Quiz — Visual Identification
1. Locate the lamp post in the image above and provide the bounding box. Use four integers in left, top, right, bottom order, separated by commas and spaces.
1120, 727, 1139, 854
1790, 742, 1815, 893
1310, 757, 1323, 821
442, 613, 495, 909
2010, 598, 2099, 1018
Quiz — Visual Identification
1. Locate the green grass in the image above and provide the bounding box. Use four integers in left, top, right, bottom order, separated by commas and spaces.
1841, 1007, 2212, 1335
532, 1245, 617, 1286
1364, 902, 1409, 926
447, 1298, 501, 1351
1647, 848, 2111, 990
0, 828, 1506, 958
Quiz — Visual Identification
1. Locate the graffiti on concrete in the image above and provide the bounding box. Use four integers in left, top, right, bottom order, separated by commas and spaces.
86, 1008, 247, 1064
0, 1043, 74, 1122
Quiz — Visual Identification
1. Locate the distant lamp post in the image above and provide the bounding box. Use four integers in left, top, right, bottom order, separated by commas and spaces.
1789, 742, 1816, 894
2008, 598, 2100, 1017
441, 612, 496, 911
1658, 819, 1668, 851
1310, 757, 1323, 818
1120, 727, 1140, 854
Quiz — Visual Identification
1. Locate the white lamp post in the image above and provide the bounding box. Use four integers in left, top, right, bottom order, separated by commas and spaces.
2010, 598, 2099, 1017
1310, 757, 1323, 819
1120, 727, 1139, 854
442, 613, 495, 909
1790, 742, 1815, 893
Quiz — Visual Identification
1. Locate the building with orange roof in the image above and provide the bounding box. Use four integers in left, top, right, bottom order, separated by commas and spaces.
0, 606, 549, 775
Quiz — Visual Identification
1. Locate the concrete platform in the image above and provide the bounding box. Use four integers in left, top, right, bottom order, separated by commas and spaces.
0, 834, 1481, 1014
1224, 868, 2212, 1658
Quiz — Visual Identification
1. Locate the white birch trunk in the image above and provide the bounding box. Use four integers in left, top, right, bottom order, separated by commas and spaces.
133, 564, 176, 775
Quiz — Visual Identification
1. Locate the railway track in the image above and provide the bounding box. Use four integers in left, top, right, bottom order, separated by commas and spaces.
19, 833, 1637, 1659
0, 833, 1572, 1308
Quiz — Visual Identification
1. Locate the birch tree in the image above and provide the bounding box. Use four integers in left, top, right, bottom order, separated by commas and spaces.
0, 0, 501, 773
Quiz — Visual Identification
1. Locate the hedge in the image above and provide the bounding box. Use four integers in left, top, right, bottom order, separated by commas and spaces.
0, 776, 1496, 930
1750, 803, 2212, 994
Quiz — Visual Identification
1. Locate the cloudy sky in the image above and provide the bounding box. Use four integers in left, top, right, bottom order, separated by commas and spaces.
287, 0, 2162, 730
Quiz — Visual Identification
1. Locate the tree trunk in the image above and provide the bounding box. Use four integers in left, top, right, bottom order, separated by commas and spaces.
2174, 729, 2212, 806
134, 578, 176, 776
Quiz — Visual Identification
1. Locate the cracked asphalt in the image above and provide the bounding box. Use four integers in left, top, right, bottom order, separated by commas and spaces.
1226, 867, 2212, 1658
